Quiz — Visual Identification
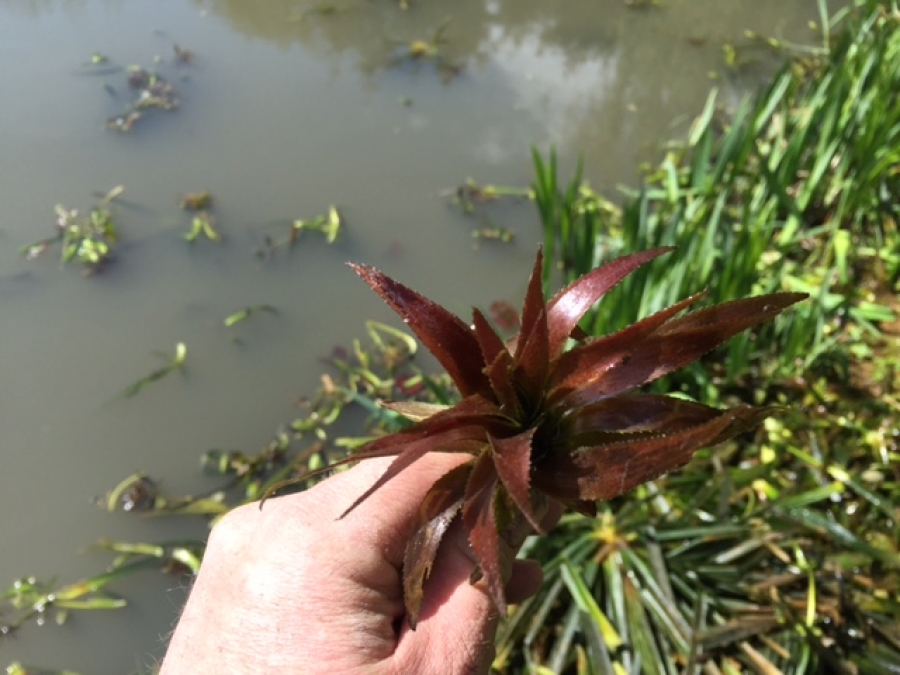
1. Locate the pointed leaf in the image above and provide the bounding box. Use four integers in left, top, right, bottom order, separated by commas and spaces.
485, 349, 523, 420
380, 400, 449, 422
549, 291, 707, 404
339, 424, 490, 518
489, 430, 544, 533
513, 307, 550, 405
559, 293, 807, 406
472, 307, 507, 367
559, 394, 730, 447
533, 406, 774, 501
349, 263, 489, 397
546, 248, 674, 357
462, 449, 506, 614
403, 463, 471, 628
355, 394, 508, 458
515, 250, 547, 361
269, 398, 508, 531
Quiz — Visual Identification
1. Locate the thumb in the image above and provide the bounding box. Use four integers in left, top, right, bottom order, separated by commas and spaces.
390, 495, 560, 674
392, 517, 499, 675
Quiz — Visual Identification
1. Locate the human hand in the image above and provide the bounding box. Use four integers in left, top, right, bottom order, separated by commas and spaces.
160, 454, 558, 674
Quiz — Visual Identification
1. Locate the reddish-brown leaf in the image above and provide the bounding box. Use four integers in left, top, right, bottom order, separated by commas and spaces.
548, 291, 707, 404
485, 349, 523, 420
380, 400, 448, 423
515, 250, 547, 361
513, 307, 550, 405
472, 307, 506, 370
353, 394, 509, 459
558, 293, 807, 407
349, 263, 489, 398
340, 424, 489, 518
462, 449, 506, 614
545, 247, 674, 358
328, 249, 807, 631
558, 394, 731, 447
533, 405, 774, 501
489, 429, 544, 533
403, 463, 471, 628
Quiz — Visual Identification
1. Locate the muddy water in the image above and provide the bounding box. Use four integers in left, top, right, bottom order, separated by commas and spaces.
0, 0, 836, 671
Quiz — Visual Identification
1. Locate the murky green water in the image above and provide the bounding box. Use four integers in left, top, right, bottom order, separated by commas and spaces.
0, 0, 836, 671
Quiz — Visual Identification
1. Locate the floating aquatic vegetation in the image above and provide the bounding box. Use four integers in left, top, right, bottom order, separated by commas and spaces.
441, 180, 529, 243
223, 305, 278, 347
121, 342, 187, 399
104, 61, 182, 132
183, 212, 220, 243
96, 539, 203, 578
19, 186, 123, 275
73, 52, 120, 77
472, 223, 514, 244
255, 206, 342, 260
265, 247, 805, 627
7, 663, 86, 674
389, 19, 464, 81
179, 192, 219, 243
285, 319, 451, 454
199, 431, 302, 502
293, 205, 341, 243
97, 471, 229, 517
442, 179, 532, 214
101, 472, 158, 513
0, 539, 198, 638
179, 191, 213, 211
105, 111, 141, 132
98, 431, 298, 524
223, 304, 279, 327
134, 83, 178, 111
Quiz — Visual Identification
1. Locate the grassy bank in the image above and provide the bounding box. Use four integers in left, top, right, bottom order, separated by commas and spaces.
507, 1, 900, 672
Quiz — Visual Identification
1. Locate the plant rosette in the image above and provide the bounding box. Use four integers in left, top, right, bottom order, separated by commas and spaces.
267, 247, 806, 628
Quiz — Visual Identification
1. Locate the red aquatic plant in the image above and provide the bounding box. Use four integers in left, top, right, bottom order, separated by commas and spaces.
300, 248, 805, 627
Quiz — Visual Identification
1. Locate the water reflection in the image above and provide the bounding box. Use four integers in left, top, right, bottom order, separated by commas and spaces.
0, 0, 830, 174
191, 0, 826, 179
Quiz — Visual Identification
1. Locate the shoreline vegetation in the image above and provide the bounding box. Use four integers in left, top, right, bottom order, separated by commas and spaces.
4, 1, 900, 673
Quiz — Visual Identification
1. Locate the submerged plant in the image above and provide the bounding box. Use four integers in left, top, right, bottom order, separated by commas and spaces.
269, 247, 805, 627
121, 342, 187, 399
223, 304, 279, 327
105, 65, 180, 132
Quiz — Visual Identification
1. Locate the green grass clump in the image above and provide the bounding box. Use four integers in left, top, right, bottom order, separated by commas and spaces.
536, 0, 899, 386
514, 1, 900, 672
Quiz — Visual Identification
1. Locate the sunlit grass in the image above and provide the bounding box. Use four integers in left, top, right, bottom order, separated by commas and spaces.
534, 0, 899, 384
